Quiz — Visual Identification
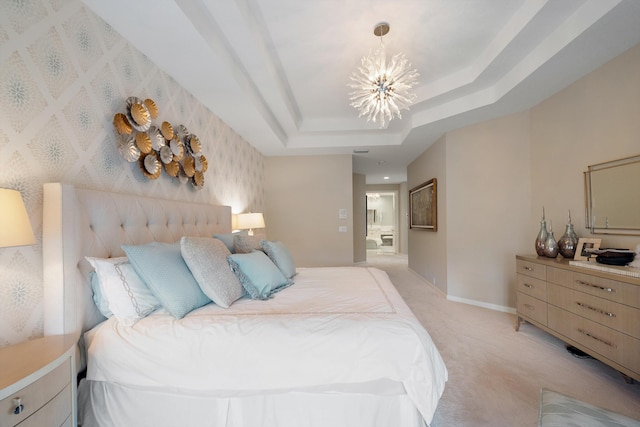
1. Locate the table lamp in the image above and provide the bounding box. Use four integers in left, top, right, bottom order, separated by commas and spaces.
0, 188, 36, 248
236, 212, 265, 236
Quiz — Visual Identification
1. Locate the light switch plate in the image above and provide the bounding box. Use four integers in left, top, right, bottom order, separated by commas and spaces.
339, 208, 347, 219
338, 226, 347, 232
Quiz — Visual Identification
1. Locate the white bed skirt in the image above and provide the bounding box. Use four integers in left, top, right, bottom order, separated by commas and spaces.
78, 379, 427, 427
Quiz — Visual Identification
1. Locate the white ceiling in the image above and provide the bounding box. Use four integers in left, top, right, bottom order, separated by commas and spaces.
83, 0, 640, 184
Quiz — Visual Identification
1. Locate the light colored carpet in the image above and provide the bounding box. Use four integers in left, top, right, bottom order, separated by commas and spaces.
362, 254, 640, 427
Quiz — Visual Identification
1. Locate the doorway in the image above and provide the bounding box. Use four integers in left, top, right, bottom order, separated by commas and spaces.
366, 192, 397, 255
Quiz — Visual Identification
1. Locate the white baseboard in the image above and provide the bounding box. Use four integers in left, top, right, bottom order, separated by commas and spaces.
446, 295, 516, 315
407, 267, 516, 314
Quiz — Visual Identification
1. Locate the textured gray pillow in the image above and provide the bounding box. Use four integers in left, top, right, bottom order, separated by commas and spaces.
180, 236, 245, 308
233, 234, 263, 254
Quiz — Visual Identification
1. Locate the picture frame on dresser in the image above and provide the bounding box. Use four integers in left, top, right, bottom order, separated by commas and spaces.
574, 238, 602, 261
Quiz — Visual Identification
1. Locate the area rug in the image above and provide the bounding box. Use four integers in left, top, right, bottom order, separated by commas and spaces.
539, 389, 640, 427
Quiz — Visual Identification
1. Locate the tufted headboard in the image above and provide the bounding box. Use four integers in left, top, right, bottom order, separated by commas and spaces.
42, 183, 232, 351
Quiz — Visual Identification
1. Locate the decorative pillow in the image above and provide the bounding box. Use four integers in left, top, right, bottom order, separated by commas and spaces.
86, 256, 161, 325
213, 230, 248, 253
233, 234, 263, 254
180, 236, 244, 308
261, 240, 296, 280
228, 251, 292, 300
122, 241, 210, 319
90, 270, 112, 318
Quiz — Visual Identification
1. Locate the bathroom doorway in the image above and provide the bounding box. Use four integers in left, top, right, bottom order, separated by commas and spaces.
366, 192, 397, 255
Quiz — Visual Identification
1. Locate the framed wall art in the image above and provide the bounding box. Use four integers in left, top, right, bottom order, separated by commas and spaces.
574, 237, 602, 261
409, 178, 437, 231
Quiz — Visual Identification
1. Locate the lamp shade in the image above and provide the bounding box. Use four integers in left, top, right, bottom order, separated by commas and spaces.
0, 188, 36, 248
236, 212, 265, 235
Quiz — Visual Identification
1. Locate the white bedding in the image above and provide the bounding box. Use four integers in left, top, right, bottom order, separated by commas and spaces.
84, 266, 447, 423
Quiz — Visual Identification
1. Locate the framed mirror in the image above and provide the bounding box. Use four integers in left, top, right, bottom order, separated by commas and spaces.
585, 154, 640, 235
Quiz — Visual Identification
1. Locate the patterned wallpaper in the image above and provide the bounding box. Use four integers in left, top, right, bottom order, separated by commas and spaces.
0, 0, 265, 346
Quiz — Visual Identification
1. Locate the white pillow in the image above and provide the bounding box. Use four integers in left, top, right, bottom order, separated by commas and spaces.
180, 237, 245, 308
86, 256, 161, 326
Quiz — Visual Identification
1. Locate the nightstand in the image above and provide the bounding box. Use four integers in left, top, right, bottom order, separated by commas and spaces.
0, 335, 76, 427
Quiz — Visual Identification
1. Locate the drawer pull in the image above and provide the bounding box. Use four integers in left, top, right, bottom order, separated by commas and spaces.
576, 301, 615, 318
13, 397, 24, 415
577, 328, 616, 348
524, 303, 535, 311
575, 280, 614, 293
523, 266, 533, 271
523, 283, 534, 289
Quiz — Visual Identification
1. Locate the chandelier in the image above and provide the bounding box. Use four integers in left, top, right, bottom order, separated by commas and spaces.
348, 22, 419, 128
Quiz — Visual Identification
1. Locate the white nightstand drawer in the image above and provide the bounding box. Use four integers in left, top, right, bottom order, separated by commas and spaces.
0, 359, 70, 427
15, 383, 71, 427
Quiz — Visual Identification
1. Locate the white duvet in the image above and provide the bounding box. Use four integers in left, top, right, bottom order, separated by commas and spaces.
85, 267, 447, 423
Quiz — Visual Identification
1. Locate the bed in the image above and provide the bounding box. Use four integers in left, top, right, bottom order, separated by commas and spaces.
42, 183, 447, 427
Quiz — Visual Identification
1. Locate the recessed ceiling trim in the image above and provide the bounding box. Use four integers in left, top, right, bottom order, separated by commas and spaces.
238, 0, 304, 130
411, 0, 622, 129
175, 0, 288, 144
414, 0, 547, 104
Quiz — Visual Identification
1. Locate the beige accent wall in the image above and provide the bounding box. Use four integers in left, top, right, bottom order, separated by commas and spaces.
353, 173, 366, 263
0, 0, 264, 346
407, 42, 640, 310
264, 155, 354, 267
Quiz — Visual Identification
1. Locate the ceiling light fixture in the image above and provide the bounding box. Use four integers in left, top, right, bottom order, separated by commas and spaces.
348, 22, 419, 128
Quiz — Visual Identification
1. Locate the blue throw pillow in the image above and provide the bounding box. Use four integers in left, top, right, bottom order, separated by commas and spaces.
261, 240, 296, 280
228, 251, 292, 300
122, 241, 210, 318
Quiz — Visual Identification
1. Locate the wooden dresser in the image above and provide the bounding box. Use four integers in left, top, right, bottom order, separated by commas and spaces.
516, 254, 640, 383
0, 335, 76, 427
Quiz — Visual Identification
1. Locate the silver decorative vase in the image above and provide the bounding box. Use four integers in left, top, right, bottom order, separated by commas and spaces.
558, 210, 578, 259
543, 225, 559, 258
535, 206, 547, 256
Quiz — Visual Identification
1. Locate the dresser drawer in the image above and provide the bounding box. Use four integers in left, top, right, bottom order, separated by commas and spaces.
548, 305, 640, 377
517, 292, 547, 326
0, 359, 70, 427
547, 267, 640, 307
517, 274, 547, 301
516, 259, 547, 281
548, 283, 640, 339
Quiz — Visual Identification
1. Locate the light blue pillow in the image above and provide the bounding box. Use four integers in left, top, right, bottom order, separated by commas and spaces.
228, 251, 292, 300
261, 240, 296, 280
213, 230, 247, 253
122, 241, 210, 319
180, 236, 244, 308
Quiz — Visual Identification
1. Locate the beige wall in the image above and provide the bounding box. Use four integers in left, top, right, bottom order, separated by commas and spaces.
529, 43, 640, 251
445, 112, 531, 308
353, 173, 366, 263
408, 135, 448, 294
264, 155, 354, 267
407, 42, 640, 310
399, 182, 409, 254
